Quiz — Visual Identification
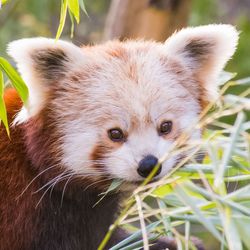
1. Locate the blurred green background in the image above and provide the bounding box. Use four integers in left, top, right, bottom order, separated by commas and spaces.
0, 0, 250, 78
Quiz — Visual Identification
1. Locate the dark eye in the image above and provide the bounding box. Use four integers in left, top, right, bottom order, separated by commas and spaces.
108, 128, 125, 142
159, 121, 172, 135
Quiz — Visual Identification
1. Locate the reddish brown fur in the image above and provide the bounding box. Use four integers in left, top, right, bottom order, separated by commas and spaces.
0, 89, 122, 250
0, 89, 40, 249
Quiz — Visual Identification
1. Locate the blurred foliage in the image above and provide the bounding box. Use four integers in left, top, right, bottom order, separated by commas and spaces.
0, 0, 249, 77
99, 75, 250, 250
190, 0, 250, 78
190, 0, 250, 126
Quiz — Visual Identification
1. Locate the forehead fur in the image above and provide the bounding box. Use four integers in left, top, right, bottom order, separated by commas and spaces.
8, 25, 238, 125
52, 40, 198, 129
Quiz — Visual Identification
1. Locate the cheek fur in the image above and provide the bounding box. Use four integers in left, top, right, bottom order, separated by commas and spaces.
61, 124, 98, 175
105, 146, 139, 181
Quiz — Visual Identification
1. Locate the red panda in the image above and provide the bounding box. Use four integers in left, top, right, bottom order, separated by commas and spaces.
0, 25, 238, 250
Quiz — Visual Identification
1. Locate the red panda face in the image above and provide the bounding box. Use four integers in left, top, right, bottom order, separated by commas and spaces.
53, 47, 201, 181
8, 25, 238, 183
57, 50, 201, 181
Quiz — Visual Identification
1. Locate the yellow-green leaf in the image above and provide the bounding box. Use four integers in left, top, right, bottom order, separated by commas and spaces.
56, 0, 68, 40
79, 0, 88, 17
0, 57, 28, 103
153, 184, 173, 198
0, 71, 9, 136
0, 0, 8, 7
68, 9, 75, 38
68, 0, 80, 23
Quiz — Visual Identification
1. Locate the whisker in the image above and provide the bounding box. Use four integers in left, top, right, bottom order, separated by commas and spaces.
17, 164, 59, 199
84, 177, 112, 191
35, 172, 74, 209
60, 173, 75, 207
33, 171, 70, 194
49, 173, 74, 197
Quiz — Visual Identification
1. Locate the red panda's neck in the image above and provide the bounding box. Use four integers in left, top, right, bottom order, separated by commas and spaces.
31, 188, 121, 249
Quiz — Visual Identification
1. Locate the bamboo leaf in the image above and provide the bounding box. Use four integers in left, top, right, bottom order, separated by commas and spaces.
68, 9, 75, 38
79, 0, 88, 17
221, 207, 242, 250
0, 57, 28, 103
94, 179, 123, 207
157, 199, 172, 237
235, 77, 250, 85
56, 0, 68, 40
119, 234, 159, 250
0, 0, 8, 8
218, 71, 237, 86
68, 0, 80, 23
234, 216, 250, 249
110, 221, 161, 250
173, 184, 223, 244
153, 184, 173, 198
0, 71, 9, 136
214, 112, 245, 192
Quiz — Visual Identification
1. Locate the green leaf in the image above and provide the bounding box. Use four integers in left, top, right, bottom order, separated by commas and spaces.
56, 0, 68, 40
79, 0, 88, 17
94, 179, 123, 207
0, 71, 9, 136
234, 216, 250, 249
221, 207, 242, 250
100, 179, 123, 196
173, 184, 224, 244
0, 0, 8, 7
235, 77, 250, 86
68, 9, 75, 39
118, 234, 159, 250
214, 112, 246, 192
232, 156, 250, 171
218, 71, 237, 86
68, 0, 80, 23
157, 199, 172, 237
0, 57, 28, 103
153, 184, 173, 198
110, 221, 161, 250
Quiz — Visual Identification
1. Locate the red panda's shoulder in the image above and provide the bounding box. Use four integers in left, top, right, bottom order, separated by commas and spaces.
0, 88, 24, 153
4, 88, 23, 120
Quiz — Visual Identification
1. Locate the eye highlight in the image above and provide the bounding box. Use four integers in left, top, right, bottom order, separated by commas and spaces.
108, 128, 125, 142
159, 121, 173, 135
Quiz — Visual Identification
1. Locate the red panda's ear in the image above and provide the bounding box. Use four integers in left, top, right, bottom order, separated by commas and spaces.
164, 24, 239, 103
7, 38, 84, 123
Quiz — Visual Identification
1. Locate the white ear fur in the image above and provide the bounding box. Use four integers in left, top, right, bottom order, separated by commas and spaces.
164, 24, 239, 101
7, 38, 84, 123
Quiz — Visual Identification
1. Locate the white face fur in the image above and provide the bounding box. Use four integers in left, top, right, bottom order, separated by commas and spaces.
8, 24, 238, 182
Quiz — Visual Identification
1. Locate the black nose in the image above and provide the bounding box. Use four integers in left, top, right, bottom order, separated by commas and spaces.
137, 155, 162, 178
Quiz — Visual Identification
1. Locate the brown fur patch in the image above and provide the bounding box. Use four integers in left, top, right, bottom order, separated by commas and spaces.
90, 143, 107, 169
90, 141, 122, 169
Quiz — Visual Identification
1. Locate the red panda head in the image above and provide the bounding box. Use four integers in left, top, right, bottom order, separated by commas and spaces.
8, 25, 238, 183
